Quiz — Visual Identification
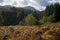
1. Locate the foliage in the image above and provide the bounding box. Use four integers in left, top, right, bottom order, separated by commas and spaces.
0, 10, 3, 25
42, 3, 60, 24
39, 16, 47, 24
47, 14, 55, 23
24, 14, 36, 25
0, 3, 60, 25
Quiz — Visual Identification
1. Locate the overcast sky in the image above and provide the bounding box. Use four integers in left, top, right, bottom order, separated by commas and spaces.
0, 0, 59, 11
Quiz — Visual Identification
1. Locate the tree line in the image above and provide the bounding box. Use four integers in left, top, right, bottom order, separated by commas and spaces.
0, 3, 60, 26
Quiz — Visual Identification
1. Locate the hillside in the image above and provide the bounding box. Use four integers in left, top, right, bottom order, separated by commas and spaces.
0, 3, 60, 26
0, 23, 60, 40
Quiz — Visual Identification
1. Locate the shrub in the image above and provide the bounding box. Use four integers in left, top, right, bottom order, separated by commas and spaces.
24, 14, 36, 25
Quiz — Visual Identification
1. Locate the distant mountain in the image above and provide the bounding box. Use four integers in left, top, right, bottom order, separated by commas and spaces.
22, 6, 37, 11
0, 5, 38, 11
0, 5, 12, 10
0, 5, 36, 11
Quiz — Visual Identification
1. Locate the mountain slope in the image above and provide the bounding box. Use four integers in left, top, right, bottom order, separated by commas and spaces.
23, 6, 37, 11
0, 5, 38, 11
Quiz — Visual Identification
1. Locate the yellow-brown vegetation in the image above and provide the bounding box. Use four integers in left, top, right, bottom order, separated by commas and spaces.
0, 23, 60, 40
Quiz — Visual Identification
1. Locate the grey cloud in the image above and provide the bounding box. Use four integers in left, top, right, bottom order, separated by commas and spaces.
35, 0, 52, 6
23, 0, 28, 5
13, 0, 28, 6
0, 0, 3, 3
13, 1, 17, 5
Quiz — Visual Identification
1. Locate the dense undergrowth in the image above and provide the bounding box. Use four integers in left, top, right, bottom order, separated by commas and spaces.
0, 23, 60, 40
